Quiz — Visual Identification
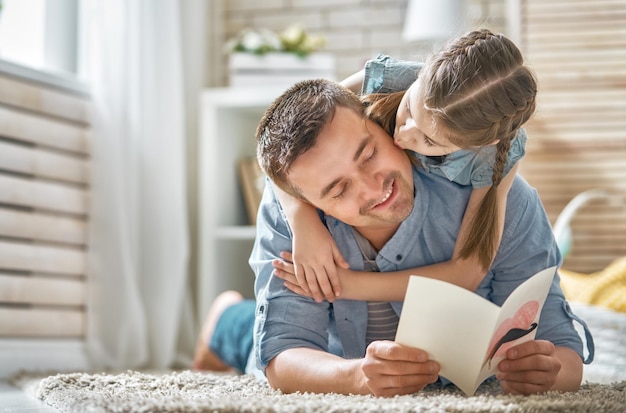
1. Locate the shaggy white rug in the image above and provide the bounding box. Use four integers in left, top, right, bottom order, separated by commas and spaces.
12, 302, 626, 412
12, 369, 626, 413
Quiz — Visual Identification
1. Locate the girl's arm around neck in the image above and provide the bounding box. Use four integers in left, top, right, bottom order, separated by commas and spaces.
273, 185, 348, 302
340, 69, 365, 93
273, 164, 520, 301
274, 256, 484, 301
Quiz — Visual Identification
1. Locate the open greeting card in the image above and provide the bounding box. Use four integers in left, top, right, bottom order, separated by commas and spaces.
395, 266, 556, 396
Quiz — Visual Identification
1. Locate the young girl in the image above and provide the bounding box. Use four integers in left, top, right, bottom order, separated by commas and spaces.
273, 28, 537, 302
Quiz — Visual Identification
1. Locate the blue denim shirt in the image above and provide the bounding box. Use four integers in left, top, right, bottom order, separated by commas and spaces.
363, 53, 527, 188
249, 166, 593, 376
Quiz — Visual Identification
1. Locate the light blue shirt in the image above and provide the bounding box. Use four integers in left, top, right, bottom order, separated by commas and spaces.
363, 53, 526, 188
415, 129, 526, 188
249, 166, 592, 376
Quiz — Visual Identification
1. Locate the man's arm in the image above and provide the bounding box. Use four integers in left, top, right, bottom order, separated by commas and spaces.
488, 177, 587, 393
266, 342, 440, 396
266, 348, 366, 394
551, 346, 584, 391
497, 341, 582, 394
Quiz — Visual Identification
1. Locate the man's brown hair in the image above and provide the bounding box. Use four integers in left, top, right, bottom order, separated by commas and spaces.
256, 79, 365, 198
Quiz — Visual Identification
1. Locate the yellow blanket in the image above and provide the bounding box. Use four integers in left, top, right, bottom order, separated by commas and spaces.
560, 257, 626, 314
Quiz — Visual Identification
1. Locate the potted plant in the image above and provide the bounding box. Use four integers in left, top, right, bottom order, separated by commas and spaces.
227, 24, 335, 87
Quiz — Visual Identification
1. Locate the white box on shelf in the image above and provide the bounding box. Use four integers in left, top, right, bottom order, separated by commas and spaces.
228, 52, 336, 88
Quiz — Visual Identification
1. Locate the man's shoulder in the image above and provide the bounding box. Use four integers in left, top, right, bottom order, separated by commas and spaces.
257, 179, 290, 226
509, 174, 538, 205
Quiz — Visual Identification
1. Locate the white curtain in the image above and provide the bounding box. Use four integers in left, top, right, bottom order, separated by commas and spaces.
81, 0, 195, 369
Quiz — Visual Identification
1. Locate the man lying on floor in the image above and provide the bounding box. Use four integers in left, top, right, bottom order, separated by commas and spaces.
193, 78, 592, 397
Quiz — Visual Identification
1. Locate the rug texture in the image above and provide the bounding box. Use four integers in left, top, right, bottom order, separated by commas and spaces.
12, 370, 626, 413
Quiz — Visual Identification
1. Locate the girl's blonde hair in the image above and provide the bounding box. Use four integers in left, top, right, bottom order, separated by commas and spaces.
363, 29, 538, 270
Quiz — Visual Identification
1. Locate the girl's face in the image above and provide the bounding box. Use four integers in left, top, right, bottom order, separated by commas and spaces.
394, 79, 461, 156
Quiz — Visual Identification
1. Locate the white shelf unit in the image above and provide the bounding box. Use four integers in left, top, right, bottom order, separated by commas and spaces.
198, 86, 285, 320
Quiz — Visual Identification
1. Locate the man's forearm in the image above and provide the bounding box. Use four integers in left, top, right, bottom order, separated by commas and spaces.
552, 346, 583, 392
266, 347, 367, 395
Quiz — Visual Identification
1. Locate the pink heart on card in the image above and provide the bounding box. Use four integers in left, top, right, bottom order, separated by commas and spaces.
484, 300, 540, 365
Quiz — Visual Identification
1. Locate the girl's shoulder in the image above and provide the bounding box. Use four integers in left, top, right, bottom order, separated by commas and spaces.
413, 128, 528, 188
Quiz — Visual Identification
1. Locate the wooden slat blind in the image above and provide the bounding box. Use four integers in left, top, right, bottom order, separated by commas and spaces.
0, 76, 91, 124
0, 73, 90, 338
519, 0, 626, 273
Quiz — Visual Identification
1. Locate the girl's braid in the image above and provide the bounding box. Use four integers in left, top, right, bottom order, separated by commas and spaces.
493, 138, 513, 188
425, 29, 537, 270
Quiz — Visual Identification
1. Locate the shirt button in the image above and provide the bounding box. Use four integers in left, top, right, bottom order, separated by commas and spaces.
396, 254, 402, 261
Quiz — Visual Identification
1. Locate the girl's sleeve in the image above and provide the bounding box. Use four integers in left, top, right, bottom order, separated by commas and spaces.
362, 54, 424, 95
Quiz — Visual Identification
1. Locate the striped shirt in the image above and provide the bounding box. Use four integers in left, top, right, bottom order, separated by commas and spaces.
352, 228, 399, 345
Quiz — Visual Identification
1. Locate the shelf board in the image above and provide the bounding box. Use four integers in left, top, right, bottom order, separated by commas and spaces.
215, 225, 256, 239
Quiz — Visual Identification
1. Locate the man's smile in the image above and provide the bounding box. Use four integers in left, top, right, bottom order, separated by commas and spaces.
370, 180, 396, 210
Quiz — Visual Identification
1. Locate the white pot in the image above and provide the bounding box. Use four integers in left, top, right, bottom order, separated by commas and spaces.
228, 52, 336, 88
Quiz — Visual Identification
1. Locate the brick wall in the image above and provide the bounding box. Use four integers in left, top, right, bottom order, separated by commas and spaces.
219, 0, 508, 84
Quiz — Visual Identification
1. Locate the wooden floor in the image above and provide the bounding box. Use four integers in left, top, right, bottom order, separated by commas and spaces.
0, 381, 57, 413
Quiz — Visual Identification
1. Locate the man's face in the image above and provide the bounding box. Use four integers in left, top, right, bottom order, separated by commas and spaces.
287, 107, 415, 232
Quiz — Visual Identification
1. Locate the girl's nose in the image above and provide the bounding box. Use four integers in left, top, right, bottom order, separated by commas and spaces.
397, 117, 416, 135
395, 123, 416, 148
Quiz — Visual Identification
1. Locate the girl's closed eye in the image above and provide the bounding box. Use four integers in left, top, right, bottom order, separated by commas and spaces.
423, 135, 435, 147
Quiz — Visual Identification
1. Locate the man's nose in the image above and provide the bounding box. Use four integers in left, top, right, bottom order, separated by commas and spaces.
358, 172, 384, 199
